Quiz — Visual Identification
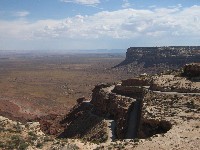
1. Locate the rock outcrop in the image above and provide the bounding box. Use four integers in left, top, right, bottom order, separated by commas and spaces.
38, 102, 108, 143
150, 74, 200, 93
90, 83, 137, 139
121, 78, 150, 86
37, 63, 200, 145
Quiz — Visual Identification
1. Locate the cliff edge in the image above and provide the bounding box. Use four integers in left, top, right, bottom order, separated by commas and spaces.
37, 63, 200, 150
115, 46, 200, 68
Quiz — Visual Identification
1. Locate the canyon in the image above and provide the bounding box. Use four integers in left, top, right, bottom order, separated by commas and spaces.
0, 49, 199, 149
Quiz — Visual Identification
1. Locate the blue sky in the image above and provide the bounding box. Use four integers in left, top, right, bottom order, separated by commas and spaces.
0, 0, 200, 51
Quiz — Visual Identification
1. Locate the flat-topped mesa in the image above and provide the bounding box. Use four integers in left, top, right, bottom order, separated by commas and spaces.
116, 46, 200, 67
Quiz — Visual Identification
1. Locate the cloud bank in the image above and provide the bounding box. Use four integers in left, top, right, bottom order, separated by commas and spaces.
0, 5, 200, 49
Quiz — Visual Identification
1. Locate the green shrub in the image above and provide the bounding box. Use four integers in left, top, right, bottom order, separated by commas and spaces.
6, 135, 29, 150
134, 138, 139, 142
28, 131, 37, 141
0, 141, 4, 148
36, 142, 43, 149
44, 136, 53, 142
14, 122, 22, 133
19, 142, 29, 150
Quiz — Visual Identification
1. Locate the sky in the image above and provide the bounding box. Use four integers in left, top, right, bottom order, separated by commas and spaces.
0, 0, 200, 51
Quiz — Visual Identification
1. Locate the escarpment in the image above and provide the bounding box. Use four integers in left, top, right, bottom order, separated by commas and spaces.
38, 63, 200, 143
116, 46, 200, 68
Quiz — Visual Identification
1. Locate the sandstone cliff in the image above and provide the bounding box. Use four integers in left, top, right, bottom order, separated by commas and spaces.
37, 63, 199, 144
116, 46, 200, 68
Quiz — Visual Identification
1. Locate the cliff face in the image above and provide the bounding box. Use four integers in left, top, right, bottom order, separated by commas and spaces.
90, 83, 138, 139
37, 63, 200, 144
117, 46, 200, 67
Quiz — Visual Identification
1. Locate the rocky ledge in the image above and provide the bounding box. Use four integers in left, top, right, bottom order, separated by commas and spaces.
35, 63, 200, 150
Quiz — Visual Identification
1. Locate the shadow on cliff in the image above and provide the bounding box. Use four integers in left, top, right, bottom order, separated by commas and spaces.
57, 102, 107, 142
112, 60, 132, 68
138, 118, 172, 138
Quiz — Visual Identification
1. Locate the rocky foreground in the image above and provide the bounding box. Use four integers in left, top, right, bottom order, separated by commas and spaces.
1, 63, 200, 150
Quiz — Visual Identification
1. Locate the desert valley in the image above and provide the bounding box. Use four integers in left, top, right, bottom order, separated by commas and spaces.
0, 46, 199, 150
1, 0, 200, 149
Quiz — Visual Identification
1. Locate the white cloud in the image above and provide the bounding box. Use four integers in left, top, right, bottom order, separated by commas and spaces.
60, 0, 100, 6
0, 5, 200, 49
14, 11, 30, 17
122, 0, 131, 8
34, 6, 199, 39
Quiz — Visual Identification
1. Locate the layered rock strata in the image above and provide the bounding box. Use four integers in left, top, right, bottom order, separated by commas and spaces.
38, 63, 200, 143
90, 83, 138, 139
116, 46, 200, 68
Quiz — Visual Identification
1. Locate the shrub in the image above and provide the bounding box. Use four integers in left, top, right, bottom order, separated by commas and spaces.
28, 131, 37, 141
0, 141, 4, 148
6, 135, 29, 150
134, 138, 139, 142
14, 122, 22, 133
19, 142, 29, 150
36, 142, 43, 149
44, 136, 53, 142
